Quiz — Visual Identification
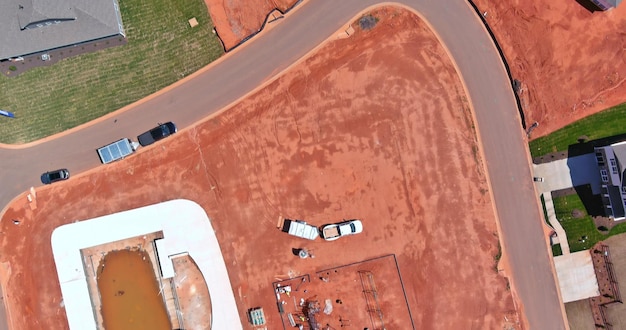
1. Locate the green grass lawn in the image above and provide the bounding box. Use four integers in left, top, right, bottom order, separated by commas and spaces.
529, 103, 626, 158
0, 0, 223, 144
553, 193, 626, 252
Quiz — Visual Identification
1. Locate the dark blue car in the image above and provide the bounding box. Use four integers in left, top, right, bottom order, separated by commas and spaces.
41, 169, 70, 184
137, 122, 177, 147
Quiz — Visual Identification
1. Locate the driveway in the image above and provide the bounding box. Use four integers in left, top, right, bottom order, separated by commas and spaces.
533, 153, 601, 194
0, 1, 567, 329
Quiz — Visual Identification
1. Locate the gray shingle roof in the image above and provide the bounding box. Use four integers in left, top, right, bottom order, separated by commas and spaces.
612, 141, 626, 174
0, 0, 124, 60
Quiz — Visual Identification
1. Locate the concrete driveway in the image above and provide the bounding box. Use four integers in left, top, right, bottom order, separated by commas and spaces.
533, 153, 601, 195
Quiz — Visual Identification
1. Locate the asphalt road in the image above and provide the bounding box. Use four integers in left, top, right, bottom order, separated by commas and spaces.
0, 1, 567, 329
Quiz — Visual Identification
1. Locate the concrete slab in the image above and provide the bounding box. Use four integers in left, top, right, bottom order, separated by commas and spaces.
553, 251, 599, 303
50, 199, 241, 330
533, 154, 601, 194
543, 192, 570, 255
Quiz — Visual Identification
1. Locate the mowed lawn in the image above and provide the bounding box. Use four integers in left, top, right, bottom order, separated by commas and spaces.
529, 103, 626, 158
0, 0, 223, 144
552, 194, 626, 252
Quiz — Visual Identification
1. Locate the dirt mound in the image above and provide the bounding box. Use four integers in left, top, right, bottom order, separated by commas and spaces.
204, 0, 297, 50
473, 1, 626, 138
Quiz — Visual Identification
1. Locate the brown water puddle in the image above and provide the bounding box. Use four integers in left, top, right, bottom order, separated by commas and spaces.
97, 249, 171, 330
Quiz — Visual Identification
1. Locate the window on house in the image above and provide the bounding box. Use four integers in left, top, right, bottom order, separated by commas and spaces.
596, 151, 605, 166
610, 158, 619, 174
601, 169, 609, 182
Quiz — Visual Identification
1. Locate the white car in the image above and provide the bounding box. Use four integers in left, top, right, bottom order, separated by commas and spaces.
321, 219, 363, 241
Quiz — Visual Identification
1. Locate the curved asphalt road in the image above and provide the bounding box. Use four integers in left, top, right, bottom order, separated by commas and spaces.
0, 1, 567, 329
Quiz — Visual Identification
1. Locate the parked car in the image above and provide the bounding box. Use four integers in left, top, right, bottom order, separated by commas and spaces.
321, 219, 363, 241
41, 169, 70, 184
533, 176, 544, 182
137, 122, 177, 146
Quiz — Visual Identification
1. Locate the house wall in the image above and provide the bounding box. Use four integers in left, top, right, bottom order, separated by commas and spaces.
596, 147, 618, 218
595, 146, 626, 220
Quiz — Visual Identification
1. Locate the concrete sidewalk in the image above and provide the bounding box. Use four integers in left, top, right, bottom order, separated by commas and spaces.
542, 192, 570, 255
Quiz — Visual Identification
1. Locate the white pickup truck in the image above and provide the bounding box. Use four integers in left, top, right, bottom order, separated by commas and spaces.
281, 219, 319, 240
321, 219, 363, 241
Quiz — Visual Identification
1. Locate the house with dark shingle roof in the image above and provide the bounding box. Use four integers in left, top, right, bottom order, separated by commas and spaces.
589, 0, 622, 10
0, 0, 125, 61
594, 141, 626, 220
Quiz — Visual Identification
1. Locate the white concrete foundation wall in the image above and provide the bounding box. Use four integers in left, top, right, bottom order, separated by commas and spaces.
51, 199, 241, 330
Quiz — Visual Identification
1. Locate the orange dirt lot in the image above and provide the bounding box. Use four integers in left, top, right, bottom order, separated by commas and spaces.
472, 0, 626, 138
0, 7, 519, 330
204, 0, 297, 50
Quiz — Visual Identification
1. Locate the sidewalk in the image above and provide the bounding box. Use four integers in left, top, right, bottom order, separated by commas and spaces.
542, 192, 570, 255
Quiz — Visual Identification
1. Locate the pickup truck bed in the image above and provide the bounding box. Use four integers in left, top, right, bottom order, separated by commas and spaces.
322, 226, 340, 238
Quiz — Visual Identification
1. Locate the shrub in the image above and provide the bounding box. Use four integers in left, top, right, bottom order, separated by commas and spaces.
359, 15, 378, 30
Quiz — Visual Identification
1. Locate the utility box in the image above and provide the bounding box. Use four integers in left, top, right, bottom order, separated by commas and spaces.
248, 307, 266, 326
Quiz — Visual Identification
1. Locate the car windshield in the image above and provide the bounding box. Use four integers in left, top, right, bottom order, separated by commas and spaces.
152, 125, 171, 139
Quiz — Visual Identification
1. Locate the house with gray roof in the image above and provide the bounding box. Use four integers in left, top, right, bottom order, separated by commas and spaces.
589, 0, 622, 10
0, 0, 125, 61
594, 141, 626, 220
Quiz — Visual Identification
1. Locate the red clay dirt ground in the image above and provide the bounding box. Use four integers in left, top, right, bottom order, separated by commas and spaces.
204, 0, 297, 50
0, 7, 520, 330
208, 0, 626, 139
468, 0, 626, 139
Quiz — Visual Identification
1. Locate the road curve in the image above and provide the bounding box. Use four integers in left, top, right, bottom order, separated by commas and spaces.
0, 1, 567, 329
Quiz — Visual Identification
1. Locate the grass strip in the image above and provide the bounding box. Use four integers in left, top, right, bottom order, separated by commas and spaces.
529, 103, 626, 158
